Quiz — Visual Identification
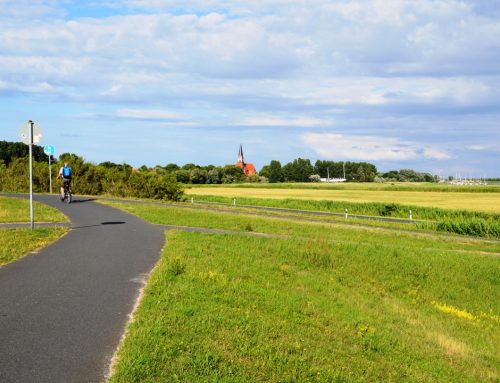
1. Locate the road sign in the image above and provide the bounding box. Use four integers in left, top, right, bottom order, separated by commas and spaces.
44, 144, 55, 156
19, 121, 43, 144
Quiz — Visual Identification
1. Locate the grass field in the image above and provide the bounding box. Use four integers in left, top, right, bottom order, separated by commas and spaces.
191, 182, 500, 193
106, 201, 500, 382
186, 185, 500, 213
0, 196, 68, 223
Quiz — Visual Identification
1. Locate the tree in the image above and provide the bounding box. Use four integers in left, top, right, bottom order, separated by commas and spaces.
207, 168, 222, 184
175, 169, 190, 183
261, 160, 283, 183
190, 168, 208, 184
221, 165, 244, 183
282, 158, 314, 182
164, 163, 179, 172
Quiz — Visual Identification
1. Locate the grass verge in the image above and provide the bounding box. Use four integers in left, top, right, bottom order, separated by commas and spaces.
110, 230, 499, 382
0, 196, 68, 223
0, 227, 68, 267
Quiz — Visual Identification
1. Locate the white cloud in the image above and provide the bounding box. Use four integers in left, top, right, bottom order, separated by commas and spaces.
302, 133, 451, 161
466, 144, 500, 152
238, 115, 329, 128
115, 109, 187, 120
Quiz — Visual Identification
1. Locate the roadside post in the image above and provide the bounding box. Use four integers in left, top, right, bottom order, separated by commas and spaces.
19, 120, 43, 230
409, 210, 413, 221
44, 145, 55, 194
345, 208, 348, 219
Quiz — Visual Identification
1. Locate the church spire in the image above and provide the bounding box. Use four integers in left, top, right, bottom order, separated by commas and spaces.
237, 144, 245, 165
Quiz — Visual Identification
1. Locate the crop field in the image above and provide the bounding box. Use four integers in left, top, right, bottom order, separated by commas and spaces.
186, 185, 500, 213
105, 201, 500, 383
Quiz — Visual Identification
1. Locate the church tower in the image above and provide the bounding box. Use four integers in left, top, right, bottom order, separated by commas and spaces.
235, 144, 257, 176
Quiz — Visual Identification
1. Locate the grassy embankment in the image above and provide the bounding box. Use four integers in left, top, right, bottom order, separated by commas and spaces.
0, 196, 68, 267
105, 201, 500, 383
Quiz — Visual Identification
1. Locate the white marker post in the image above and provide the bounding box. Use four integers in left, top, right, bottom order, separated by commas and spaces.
345, 208, 348, 219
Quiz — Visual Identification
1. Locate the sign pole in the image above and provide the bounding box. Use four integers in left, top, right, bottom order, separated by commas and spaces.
49, 155, 52, 194
29, 120, 34, 230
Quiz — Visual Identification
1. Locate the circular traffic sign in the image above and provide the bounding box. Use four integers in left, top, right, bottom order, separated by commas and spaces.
43, 144, 55, 156
19, 121, 43, 145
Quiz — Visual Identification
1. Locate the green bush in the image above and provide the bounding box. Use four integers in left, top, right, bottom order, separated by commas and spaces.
0, 155, 184, 202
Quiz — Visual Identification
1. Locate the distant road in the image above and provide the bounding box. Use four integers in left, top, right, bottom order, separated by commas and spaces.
0, 194, 165, 382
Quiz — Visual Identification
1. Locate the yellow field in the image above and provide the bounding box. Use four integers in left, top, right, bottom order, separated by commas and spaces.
186, 187, 500, 213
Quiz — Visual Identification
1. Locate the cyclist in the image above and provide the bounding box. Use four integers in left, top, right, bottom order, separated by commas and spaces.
57, 162, 72, 201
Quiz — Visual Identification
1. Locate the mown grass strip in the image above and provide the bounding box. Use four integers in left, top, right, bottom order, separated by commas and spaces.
0, 227, 68, 267
110, 231, 499, 382
0, 196, 68, 223
99, 201, 500, 255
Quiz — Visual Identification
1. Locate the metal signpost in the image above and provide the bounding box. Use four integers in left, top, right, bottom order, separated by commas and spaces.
44, 144, 55, 194
19, 120, 43, 229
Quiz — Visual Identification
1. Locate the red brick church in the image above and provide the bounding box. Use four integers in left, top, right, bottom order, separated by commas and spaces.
236, 144, 257, 176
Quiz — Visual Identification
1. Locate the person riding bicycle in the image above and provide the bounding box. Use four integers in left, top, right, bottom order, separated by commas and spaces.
57, 162, 72, 200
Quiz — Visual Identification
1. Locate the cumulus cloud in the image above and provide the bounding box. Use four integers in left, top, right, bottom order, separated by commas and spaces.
0, 0, 498, 173
302, 133, 451, 161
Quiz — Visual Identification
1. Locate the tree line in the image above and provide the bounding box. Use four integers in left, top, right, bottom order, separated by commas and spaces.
0, 140, 439, 201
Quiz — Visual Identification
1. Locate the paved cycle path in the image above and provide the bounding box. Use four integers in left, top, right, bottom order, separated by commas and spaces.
0, 194, 165, 382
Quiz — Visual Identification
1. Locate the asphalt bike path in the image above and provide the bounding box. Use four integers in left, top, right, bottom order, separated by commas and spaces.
0, 194, 165, 382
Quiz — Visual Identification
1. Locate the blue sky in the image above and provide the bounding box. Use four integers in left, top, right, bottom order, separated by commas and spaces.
1, 0, 499, 177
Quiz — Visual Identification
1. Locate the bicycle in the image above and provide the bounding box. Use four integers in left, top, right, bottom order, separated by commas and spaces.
60, 182, 72, 204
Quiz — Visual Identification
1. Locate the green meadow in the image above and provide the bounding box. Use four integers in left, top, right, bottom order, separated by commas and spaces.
106, 201, 500, 382
0, 195, 68, 223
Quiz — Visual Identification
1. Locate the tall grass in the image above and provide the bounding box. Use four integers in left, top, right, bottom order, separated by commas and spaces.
189, 195, 495, 220
190, 182, 500, 193
188, 195, 500, 239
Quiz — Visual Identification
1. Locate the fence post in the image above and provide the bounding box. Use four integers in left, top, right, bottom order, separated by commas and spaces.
409, 210, 412, 221
345, 208, 348, 219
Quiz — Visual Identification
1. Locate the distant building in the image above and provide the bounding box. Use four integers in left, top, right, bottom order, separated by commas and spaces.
236, 144, 257, 176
